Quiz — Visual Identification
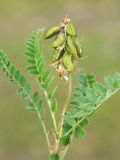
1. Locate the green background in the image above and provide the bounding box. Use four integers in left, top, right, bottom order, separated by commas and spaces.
0, 0, 120, 159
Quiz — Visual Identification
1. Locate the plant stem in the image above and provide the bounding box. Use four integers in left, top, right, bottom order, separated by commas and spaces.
61, 146, 69, 160
30, 96, 51, 149
37, 78, 57, 132
44, 90, 57, 131
55, 74, 72, 153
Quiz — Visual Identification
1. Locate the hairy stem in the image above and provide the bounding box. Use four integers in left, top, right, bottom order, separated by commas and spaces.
44, 90, 57, 131
61, 146, 69, 160
28, 94, 51, 150
55, 74, 72, 153
37, 78, 57, 133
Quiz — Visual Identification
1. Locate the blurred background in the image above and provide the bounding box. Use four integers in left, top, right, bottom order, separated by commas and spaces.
0, 0, 120, 159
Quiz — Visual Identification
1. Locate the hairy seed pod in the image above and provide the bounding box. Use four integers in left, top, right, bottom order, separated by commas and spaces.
63, 52, 74, 72
74, 38, 83, 58
52, 49, 64, 62
66, 36, 77, 55
52, 32, 65, 48
44, 26, 60, 39
66, 22, 76, 37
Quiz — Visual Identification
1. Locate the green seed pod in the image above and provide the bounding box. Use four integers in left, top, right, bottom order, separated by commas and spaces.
74, 38, 83, 58
63, 52, 74, 72
52, 49, 63, 62
44, 26, 60, 39
52, 32, 65, 48
66, 36, 77, 55
66, 22, 76, 37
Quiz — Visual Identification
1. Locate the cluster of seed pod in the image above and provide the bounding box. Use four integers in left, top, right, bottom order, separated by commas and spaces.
44, 16, 83, 78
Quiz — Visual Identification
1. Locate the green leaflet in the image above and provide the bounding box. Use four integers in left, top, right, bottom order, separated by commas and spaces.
38, 100, 45, 120
48, 86, 57, 99
26, 99, 45, 119
25, 83, 32, 94
17, 87, 28, 100
9, 65, 16, 75
33, 92, 40, 103
19, 76, 27, 87
72, 107, 93, 119
49, 153, 59, 160
64, 115, 76, 126
42, 69, 54, 89
74, 126, 87, 138
27, 101, 36, 112
63, 122, 72, 134
93, 82, 107, 96
104, 76, 118, 91
85, 87, 101, 103
26, 65, 38, 75
114, 72, 120, 87
80, 118, 89, 127
14, 70, 21, 81
60, 135, 70, 146
86, 73, 96, 87
42, 69, 53, 82
51, 99, 57, 113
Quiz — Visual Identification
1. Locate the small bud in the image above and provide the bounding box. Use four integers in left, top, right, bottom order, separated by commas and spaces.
52, 32, 65, 48
66, 36, 77, 55
44, 26, 60, 39
63, 16, 71, 25
66, 22, 76, 37
74, 38, 83, 58
63, 52, 74, 72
